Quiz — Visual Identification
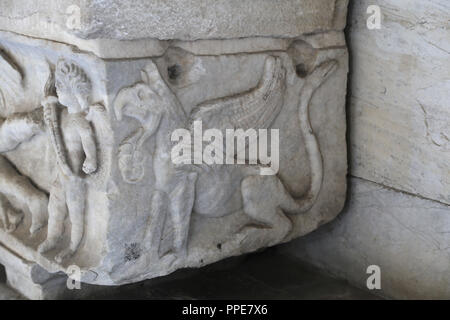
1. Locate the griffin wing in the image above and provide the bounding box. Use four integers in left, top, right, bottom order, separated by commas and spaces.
190, 56, 286, 131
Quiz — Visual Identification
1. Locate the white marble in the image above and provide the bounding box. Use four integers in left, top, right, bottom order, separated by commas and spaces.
281, 0, 450, 300
0, 0, 349, 58
0, 1, 348, 298
348, 0, 450, 205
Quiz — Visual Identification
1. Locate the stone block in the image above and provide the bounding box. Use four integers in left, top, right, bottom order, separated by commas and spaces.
0, 1, 348, 292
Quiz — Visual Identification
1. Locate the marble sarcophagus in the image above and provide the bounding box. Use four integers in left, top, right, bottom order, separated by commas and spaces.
0, 0, 348, 299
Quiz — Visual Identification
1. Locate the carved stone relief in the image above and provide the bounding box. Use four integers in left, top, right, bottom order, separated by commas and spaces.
0, 1, 348, 298
113, 55, 338, 266
37, 59, 105, 263
0, 54, 107, 265
0, 52, 48, 236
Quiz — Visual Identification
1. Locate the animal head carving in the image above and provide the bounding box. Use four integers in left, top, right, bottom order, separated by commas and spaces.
114, 61, 186, 126
114, 83, 155, 124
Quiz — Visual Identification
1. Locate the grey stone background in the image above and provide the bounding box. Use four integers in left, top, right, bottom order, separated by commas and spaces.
281, 0, 450, 300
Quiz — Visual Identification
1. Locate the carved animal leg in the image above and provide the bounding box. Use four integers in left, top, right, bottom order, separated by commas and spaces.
239, 175, 293, 248
168, 172, 198, 258
55, 179, 86, 263
38, 184, 67, 254
143, 190, 168, 258
0, 156, 48, 234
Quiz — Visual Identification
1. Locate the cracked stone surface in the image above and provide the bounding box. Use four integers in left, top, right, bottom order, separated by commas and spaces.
348, 0, 450, 205
0, 0, 349, 299
282, 178, 450, 299
0, 0, 347, 40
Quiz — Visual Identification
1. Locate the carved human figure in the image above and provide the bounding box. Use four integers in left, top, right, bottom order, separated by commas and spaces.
38, 60, 99, 263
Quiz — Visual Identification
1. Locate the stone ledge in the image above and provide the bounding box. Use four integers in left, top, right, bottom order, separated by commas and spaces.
0, 0, 349, 58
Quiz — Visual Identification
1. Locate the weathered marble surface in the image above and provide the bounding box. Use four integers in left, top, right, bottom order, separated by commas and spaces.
282, 178, 450, 299
0, 243, 68, 300
348, 0, 450, 205
0, 1, 348, 40
0, 0, 349, 58
280, 0, 450, 300
0, 1, 348, 297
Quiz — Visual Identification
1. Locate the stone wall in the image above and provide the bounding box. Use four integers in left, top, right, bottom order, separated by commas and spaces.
0, 0, 350, 299
282, 0, 450, 299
